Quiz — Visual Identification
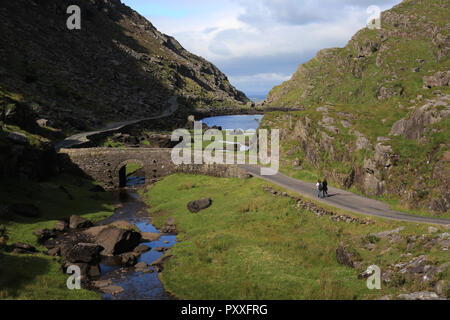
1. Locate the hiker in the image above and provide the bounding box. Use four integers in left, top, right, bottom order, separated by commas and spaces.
316, 180, 323, 198
322, 177, 328, 198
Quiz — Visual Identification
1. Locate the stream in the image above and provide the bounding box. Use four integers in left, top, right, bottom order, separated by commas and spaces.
98, 177, 177, 300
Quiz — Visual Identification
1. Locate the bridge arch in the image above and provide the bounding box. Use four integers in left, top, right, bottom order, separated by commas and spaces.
116, 159, 146, 188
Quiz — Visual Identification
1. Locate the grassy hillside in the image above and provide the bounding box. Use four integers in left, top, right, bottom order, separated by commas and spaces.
263, 0, 449, 215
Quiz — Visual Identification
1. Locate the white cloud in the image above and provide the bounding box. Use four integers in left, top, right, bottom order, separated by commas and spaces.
135, 0, 402, 96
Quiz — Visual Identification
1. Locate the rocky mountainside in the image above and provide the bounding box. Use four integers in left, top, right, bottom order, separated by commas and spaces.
0, 0, 248, 180
262, 0, 449, 215
0, 0, 248, 134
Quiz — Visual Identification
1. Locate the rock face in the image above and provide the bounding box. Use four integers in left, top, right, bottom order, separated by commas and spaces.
262, 0, 450, 214
390, 98, 450, 140
187, 198, 212, 213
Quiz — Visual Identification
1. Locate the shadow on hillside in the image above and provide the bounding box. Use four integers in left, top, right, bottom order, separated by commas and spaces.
0, 0, 176, 132
0, 162, 115, 228
0, 251, 52, 299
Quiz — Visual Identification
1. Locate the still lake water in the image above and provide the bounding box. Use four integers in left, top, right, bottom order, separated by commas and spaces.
202, 114, 264, 131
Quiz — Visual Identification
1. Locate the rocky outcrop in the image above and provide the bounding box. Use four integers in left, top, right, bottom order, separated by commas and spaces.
423, 71, 450, 88
336, 243, 362, 269
390, 95, 450, 140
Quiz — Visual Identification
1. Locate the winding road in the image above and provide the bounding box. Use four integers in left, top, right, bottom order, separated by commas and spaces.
55, 96, 179, 150
241, 164, 450, 226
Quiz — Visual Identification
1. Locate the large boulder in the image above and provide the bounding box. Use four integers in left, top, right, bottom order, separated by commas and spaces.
62, 243, 103, 264
187, 198, 212, 213
93, 226, 141, 255
69, 215, 93, 229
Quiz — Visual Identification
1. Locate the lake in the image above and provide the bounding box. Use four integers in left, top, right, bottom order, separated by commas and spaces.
202, 114, 264, 131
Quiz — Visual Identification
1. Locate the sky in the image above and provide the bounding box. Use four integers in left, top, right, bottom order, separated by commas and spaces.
122, 0, 402, 98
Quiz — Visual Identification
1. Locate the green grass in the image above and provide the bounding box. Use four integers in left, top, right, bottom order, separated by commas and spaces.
141, 173, 449, 300
125, 162, 143, 176
0, 252, 100, 300
0, 173, 115, 299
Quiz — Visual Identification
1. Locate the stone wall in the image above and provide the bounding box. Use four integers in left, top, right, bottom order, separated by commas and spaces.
58, 148, 248, 189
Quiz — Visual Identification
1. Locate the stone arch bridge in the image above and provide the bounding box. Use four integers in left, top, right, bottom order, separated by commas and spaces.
59, 148, 248, 189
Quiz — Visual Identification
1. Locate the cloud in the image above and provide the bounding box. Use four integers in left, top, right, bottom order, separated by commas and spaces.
124, 0, 402, 96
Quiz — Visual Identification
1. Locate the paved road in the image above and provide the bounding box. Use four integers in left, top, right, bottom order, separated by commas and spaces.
241, 164, 450, 226
56, 96, 179, 150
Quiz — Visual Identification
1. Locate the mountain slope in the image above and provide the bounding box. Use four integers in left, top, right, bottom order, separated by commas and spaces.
0, 0, 248, 134
262, 0, 449, 215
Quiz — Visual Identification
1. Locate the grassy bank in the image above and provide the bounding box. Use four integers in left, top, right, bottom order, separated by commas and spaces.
142, 173, 449, 300
0, 174, 115, 299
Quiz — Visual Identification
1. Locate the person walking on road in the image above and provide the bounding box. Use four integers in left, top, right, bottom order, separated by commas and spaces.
322, 177, 328, 198
316, 180, 323, 198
